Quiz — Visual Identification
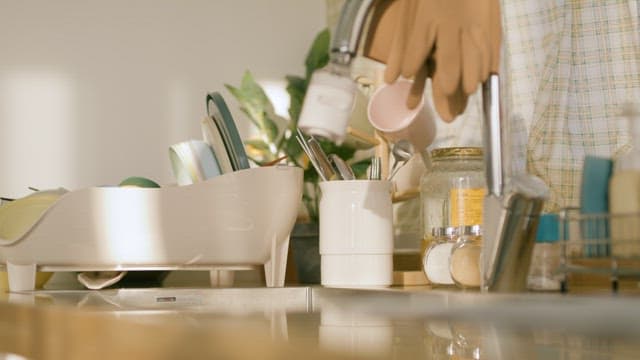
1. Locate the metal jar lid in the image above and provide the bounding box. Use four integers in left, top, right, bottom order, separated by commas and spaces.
431, 227, 457, 238
459, 224, 482, 236
431, 147, 483, 159
431, 227, 459, 244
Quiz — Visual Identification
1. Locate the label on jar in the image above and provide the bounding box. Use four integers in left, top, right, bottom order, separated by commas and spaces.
450, 188, 485, 226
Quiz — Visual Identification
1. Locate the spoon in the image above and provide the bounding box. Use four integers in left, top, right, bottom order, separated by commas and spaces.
388, 140, 414, 181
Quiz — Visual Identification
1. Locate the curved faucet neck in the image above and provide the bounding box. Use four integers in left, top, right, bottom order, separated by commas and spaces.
330, 0, 378, 66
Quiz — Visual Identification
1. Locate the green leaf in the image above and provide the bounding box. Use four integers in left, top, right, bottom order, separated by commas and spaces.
224, 71, 285, 145
244, 138, 277, 164
239, 71, 272, 116
244, 138, 271, 152
304, 28, 330, 80
283, 133, 304, 164
224, 82, 264, 131
285, 75, 307, 124
303, 167, 320, 184
317, 138, 356, 162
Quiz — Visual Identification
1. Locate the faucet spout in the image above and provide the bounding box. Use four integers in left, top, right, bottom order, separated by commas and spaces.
296, 0, 384, 142
330, 0, 378, 66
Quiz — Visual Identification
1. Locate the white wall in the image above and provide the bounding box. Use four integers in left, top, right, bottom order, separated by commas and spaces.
0, 0, 326, 197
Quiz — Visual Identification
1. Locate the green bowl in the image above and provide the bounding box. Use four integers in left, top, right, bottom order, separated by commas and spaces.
118, 176, 161, 188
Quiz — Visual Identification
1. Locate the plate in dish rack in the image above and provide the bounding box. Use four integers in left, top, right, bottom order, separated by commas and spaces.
201, 115, 234, 174
205, 92, 250, 171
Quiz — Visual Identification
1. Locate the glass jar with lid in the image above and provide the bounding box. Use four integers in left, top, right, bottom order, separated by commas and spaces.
450, 225, 483, 289
422, 227, 458, 286
420, 147, 485, 251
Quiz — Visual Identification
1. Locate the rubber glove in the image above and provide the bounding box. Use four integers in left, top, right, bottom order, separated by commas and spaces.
403, 0, 501, 96
383, 0, 430, 109
432, 78, 469, 122
383, 0, 419, 82
390, 47, 469, 122
363, 0, 403, 64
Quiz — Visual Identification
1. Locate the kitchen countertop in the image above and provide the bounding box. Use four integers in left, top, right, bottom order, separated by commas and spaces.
1, 286, 639, 359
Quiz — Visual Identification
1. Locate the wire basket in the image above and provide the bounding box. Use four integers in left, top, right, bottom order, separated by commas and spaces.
558, 208, 640, 293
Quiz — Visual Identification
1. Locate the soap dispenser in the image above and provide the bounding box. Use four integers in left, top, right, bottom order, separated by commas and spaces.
609, 104, 640, 258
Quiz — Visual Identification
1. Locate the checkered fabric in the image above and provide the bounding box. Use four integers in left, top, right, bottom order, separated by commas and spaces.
501, 0, 640, 210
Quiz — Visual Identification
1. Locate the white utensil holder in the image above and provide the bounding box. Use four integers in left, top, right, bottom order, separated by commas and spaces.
319, 180, 394, 288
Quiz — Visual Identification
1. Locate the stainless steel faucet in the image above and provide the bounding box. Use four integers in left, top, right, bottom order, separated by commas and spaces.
481, 75, 548, 292
332, 1, 549, 292
296, 0, 379, 142
330, 0, 378, 66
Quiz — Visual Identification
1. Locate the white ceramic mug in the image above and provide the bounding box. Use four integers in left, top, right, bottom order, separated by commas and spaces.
169, 140, 221, 185
367, 79, 436, 152
298, 68, 357, 144
319, 180, 393, 287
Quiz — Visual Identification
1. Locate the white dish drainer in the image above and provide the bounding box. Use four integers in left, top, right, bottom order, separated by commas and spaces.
0, 166, 303, 292
558, 208, 640, 292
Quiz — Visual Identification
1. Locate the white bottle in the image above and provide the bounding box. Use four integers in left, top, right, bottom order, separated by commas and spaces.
609, 104, 640, 258
298, 64, 357, 144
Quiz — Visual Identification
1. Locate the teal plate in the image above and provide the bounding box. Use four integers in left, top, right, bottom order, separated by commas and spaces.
206, 92, 250, 171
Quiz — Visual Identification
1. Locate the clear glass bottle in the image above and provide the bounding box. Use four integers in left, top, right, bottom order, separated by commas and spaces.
450, 225, 483, 289
420, 147, 485, 251
527, 214, 561, 291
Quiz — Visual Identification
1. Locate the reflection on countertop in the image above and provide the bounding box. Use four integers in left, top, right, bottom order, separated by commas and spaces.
1, 287, 640, 359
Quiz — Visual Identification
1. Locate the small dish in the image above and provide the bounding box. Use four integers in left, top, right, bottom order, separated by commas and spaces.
169, 140, 221, 185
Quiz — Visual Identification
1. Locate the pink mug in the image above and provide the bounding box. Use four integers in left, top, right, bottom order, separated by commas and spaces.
367, 79, 436, 152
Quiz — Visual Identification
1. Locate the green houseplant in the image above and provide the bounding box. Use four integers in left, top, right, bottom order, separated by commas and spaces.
225, 28, 370, 223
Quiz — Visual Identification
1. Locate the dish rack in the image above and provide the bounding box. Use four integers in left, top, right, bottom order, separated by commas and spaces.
558, 208, 640, 293
0, 166, 302, 292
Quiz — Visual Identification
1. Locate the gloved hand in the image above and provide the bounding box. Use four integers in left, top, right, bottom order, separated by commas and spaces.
384, 0, 501, 121
432, 78, 469, 122
383, 0, 419, 83
363, 0, 405, 64
383, 0, 432, 110
404, 0, 501, 94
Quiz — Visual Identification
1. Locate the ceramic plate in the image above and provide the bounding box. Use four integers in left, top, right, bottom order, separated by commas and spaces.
201, 116, 234, 174
206, 92, 250, 171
